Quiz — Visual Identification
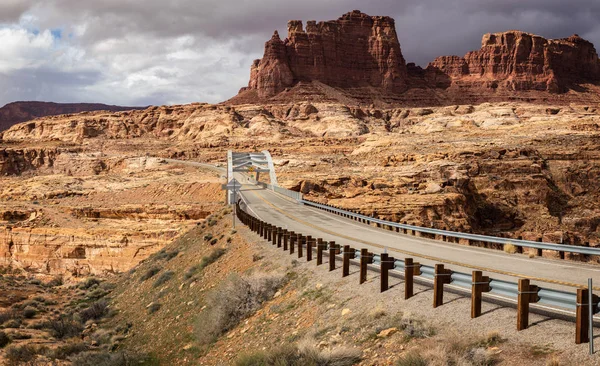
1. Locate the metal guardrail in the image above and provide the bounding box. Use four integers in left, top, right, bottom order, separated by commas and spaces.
235, 203, 600, 346
301, 199, 600, 257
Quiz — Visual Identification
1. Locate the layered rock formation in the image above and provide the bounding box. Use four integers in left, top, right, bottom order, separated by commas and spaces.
240, 10, 408, 99
232, 11, 600, 106
426, 31, 600, 93
0, 101, 145, 132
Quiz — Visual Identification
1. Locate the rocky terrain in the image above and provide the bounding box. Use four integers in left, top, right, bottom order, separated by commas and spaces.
230, 10, 600, 106
0, 101, 145, 132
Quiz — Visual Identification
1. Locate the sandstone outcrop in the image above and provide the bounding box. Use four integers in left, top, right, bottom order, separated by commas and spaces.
0, 101, 144, 132
426, 31, 600, 94
231, 12, 600, 106
240, 10, 408, 99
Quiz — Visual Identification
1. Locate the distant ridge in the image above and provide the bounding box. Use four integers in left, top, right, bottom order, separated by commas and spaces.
0, 101, 147, 132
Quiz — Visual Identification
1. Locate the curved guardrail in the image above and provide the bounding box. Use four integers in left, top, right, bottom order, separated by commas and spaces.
300, 199, 600, 257
234, 202, 599, 346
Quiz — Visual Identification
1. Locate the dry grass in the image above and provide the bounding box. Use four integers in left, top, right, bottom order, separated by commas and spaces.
235, 339, 361, 366
546, 355, 561, 366
503, 243, 517, 254
195, 272, 285, 345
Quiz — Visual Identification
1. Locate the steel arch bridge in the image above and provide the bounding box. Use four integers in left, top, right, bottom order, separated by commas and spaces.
226, 150, 278, 203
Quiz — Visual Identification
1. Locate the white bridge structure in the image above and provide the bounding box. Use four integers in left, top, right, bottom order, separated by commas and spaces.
226, 150, 279, 204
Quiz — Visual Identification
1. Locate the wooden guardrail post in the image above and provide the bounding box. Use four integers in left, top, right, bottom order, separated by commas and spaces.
342, 245, 354, 277
471, 271, 491, 318
317, 239, 324, 265
271, 227, 277, 245
267, 225, 272, 241
307, 238, 314, 261
329, 241, 337, 271
404, 258, 420, 299
433, 264, 453, 308
536, 238, 543, 257
576, 288, 590, 344
290, 233, 296, 254
380, 253, 395, 293
283, 231, 290, 250
517, 279, 539, 331
277, 228, 282, 247
359, 249, 369, 284
297, 234, 304, 258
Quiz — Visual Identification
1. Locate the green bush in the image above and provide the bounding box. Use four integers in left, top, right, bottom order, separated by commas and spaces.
153, 271, 174, 288
46, 275, 64, 287
140, 267, 161, 282
153, 249, 179, 261
78, 277, 101, 290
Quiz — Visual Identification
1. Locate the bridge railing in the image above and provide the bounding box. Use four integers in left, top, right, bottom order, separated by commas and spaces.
300, 199, 600, 257
234, 203, 599, 345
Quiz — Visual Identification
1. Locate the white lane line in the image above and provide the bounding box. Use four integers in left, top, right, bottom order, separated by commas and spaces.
261, 190, 600, 274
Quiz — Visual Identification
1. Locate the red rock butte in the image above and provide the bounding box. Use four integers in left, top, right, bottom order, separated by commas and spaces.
229, 10, 600, 106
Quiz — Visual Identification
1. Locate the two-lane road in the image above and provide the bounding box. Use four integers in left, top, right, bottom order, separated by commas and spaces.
237, 177, 600, 293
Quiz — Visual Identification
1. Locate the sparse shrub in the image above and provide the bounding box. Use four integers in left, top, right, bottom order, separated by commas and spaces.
396, 351, 428, 366
252, 254, 263, 262
140, 267, 161, 282
529, 252, 536, 259
0, 310, 19, 325
235, 341, 361, 366
79, 277, 101, 290
227, 237, 232, 243
79, 300, 108, 323
503, 243, 517, 254
204, 233, 214, 241
547, 356, 561, 366
5, 344, 47, 366
0, 330, 10, 348
70, 350, 159, 366
3, 319, 22, 329
185, 248, 226, 280
148, 303, 161, 314
23, 306, 37, 319
231, 230, 237, 234
51, 341, 88, 359
154, 249, 179, 261
9, 332, 31, 340
47, 275, 64, 287
29, 278, 42, 286
477, 331, 505, 348
195, 273, 284, 345
44, 317, 84, 339
153, 271, 174, 288
210, 238, 218, 245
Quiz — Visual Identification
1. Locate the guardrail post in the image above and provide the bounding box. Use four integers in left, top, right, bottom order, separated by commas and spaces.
360, 249, 370, 284
271, 227, 277, 245
405, 258, 420, 300
317, 239, 325, 265
576, 288, 591, 344
297, 234, 304, 258
342, 245, 354, 277
433, 264, 453, 308
380, 253, 395, 292
290, 233, 296, 254
517, 279, 539, 331
329, 241, 337, 271
277, 228, 283, 247
471, 271, 491, 318
283, 231, 290, 250
307, 238, 314, 261
267, 225, 272, 241
536, 238, 543, 257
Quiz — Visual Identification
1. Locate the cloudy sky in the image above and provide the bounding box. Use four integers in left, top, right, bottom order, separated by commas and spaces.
0, 0, 599, 107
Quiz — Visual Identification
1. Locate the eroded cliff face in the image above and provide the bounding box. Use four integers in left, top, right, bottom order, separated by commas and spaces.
427, 31, 600, 93
243, 10, 408, 98
231, 11, 600, 106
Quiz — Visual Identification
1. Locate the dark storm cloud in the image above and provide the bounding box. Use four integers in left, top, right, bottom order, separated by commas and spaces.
0, 0, 599, 107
